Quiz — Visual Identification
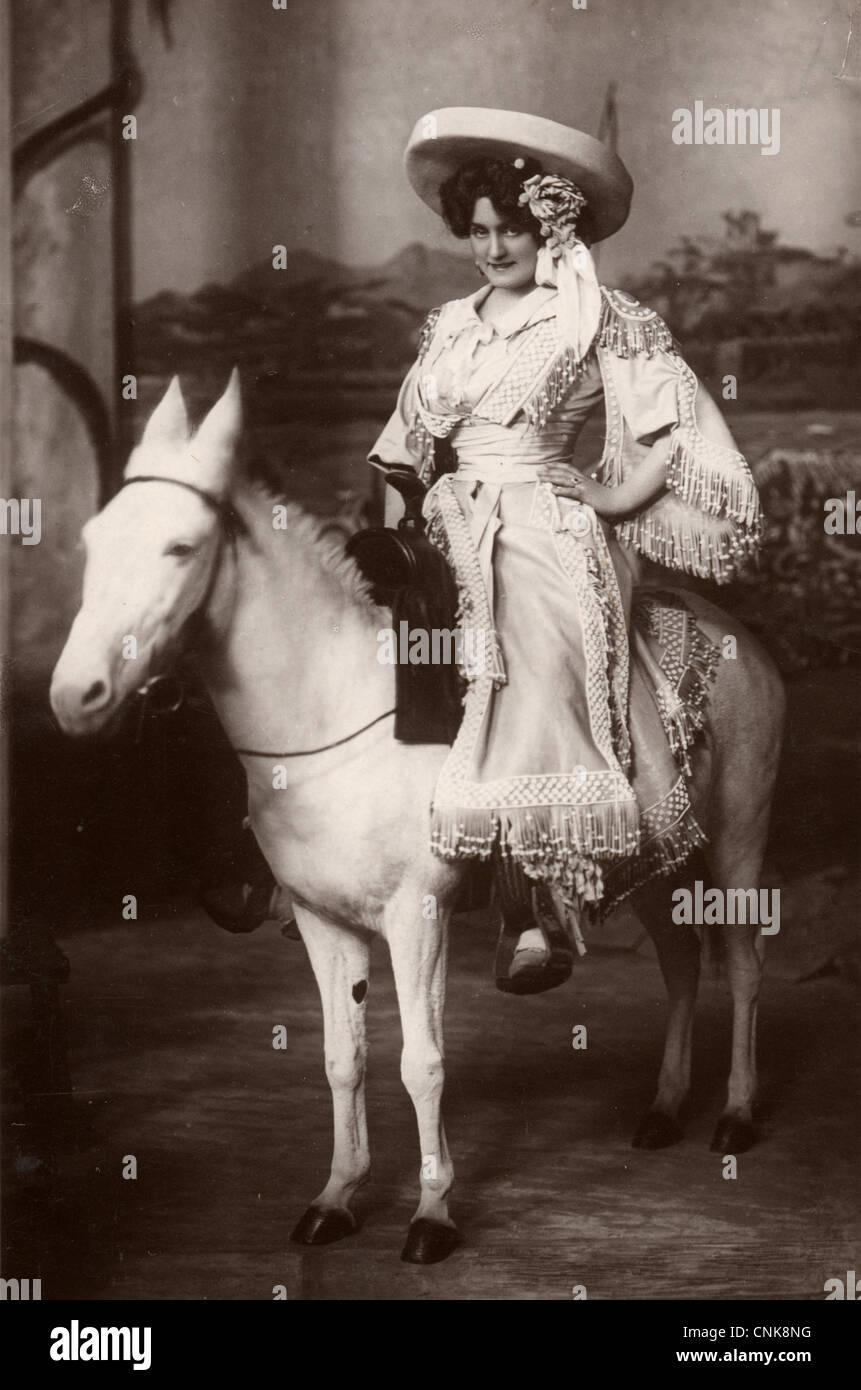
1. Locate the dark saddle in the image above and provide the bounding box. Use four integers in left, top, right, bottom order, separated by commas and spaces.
346, 465, 462, 745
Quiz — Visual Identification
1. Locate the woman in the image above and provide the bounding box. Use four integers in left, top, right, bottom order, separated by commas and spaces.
368, 108, 762, 988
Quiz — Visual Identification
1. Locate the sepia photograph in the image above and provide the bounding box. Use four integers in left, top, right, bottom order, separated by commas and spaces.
1, 0, 859, 1332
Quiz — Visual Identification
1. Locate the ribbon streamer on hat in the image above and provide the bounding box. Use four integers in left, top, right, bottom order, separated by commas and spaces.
519, 171, 603, 362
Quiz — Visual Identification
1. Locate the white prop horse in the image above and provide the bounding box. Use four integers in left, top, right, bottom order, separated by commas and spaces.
51, 374, 784, 1264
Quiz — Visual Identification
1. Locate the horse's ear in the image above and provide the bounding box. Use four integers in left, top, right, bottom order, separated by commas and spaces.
141, 375, 189, 445
191, 368, 242, 484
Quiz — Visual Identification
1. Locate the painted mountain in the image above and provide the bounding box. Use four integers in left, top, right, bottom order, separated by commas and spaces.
131, 222, 860, 420
131, 243, 478, 421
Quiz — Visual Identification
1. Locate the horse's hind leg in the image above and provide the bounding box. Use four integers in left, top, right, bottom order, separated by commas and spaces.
631, 871, 702, 1149
386, 890, 459, 1265
710, 918, 764, 1154
289, 909, 372, 1247
704, 701, 780, 1155
634, 854, 767, 1155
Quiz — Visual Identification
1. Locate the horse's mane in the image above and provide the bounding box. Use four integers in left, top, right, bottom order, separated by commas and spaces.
239, 485, 378, 617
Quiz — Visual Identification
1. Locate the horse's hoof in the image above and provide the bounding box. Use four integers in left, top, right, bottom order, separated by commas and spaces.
710, 1115, 757, 1154
290, 1205, 356, 1246
631, 1110, 684, 1149
401, 1219, 461, 1265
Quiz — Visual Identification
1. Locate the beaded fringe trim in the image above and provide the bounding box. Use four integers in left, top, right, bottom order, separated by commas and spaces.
518, 291, 674, 430
635, 593, 722, 778
408, 414, 436, 485
521, 345, 596, 428
652, 678, 711, 780
424, 482, 507, 685
417, 306, 442, 361
614, 380, 764, 585
596, 797, 708, 918
597, 297, 675, 359
431, 798, 643, 909
667, 428, 762, 531
664, 631, 720, 780
616, 505, 761, 584
613, 410, 764, 584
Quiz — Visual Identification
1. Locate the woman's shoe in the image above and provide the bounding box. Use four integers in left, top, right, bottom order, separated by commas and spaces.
491, 852, 575, 994
503, 941, 573, 995
509, 940, 551, 981
509, 927, 549, 981
495, 887, 575, 995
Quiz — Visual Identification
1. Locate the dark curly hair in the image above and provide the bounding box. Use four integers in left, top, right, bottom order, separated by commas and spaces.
439, 156, 545, 242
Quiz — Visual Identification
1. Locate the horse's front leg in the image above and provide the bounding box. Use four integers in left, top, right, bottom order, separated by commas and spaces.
711, 921, 763, 1154
290, 908, 372, 1246
386, 889, 459, 1265
632, 877, 701, 1149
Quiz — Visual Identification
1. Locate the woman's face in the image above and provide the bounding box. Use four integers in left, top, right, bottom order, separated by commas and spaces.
469, 197, 539, 292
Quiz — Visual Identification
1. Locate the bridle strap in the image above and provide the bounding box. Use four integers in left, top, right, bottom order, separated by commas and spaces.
120, 474, 240, 534
121, 473, 396, 760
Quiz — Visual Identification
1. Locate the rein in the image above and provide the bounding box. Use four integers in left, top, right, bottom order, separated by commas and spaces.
232, 708, 396, 759
121, 474, 396, 759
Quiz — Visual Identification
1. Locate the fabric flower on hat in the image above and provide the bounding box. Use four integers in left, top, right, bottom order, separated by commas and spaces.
519, 173, 587, 252
516, 171, 600, 362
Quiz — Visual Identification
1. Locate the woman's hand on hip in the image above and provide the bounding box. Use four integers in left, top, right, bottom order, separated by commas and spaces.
538, 463, 623, 519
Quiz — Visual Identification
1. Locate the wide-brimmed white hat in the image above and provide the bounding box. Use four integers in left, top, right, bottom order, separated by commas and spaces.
405, 106, 633, 244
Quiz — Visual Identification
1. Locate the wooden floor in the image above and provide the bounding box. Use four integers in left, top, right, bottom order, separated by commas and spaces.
3, 892, 858, 1302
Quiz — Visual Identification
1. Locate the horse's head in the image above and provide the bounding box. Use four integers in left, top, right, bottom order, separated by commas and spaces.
50, 371, 241, 736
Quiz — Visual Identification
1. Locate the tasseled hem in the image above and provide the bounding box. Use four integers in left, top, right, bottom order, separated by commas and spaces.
594, 801, 708, 920
615, 508, 759, 584
541, 854, 606, 909
430, 792, 707, 919
495, 799, 641, 862
521, 345, 596, 428
666, 427, 762, 531
430, 796, 642, 909
597, 299, 675, 359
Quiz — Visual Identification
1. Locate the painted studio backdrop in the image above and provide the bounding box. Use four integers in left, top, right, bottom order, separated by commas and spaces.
3, 0, 860, 1303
